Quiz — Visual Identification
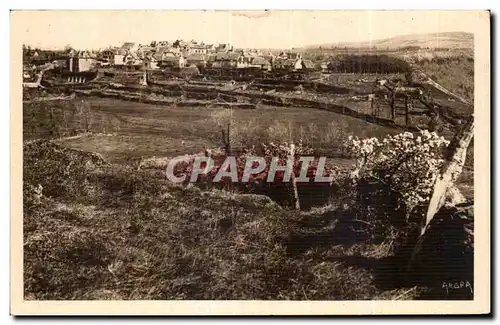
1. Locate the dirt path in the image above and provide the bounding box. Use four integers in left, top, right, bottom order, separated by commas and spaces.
415, 69, 473, 106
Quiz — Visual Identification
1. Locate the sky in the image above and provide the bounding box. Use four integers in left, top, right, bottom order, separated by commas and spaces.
12, 10, 484, 50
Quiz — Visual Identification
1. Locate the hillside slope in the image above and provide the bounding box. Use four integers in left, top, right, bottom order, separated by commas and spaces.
23, 141, 417, 300
304, 32, 473, 50
23, 141, 473, 300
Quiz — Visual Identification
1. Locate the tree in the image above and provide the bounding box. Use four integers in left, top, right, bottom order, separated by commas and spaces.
64, 44, 73, 54
75, 100, 93, 133
140, 55, 150, 86
211, 108, 234, 155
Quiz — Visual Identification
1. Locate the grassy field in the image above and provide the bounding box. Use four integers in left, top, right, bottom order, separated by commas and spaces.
49, 97, 401, 163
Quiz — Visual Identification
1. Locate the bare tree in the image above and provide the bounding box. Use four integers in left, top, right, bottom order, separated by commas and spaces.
210, 108, 234, 155
140, 55, 150, 86
76, 100, 93, 133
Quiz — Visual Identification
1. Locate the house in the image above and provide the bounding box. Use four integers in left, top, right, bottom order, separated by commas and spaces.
29, 50, 60, 66
276, 51, 288, 60
236, 52, 252, 69
213, 52, 240, 69
288, 52, 303, 60
23, 64, 37, 81
188, 43, 207, 54
215, 44, 226, 52
68, 52, 98, 73
124, 52, 143, 68
114, 54, 125, 66
275, 52, 304, 70
112, 47, 128, 66
276, 51, 302, 61
301, 60, 315, 70
290, 58, 302, 70
114, 53, 126, 66
274, 58, 297, 70
248, 56, 271, 70
137, 46, 155, 59
272, 55, 307, 71
141, 52, 159, 70
272, 57, 285, 70
153, 51, 164, 67
248, 49, 264, 57
98, 48, 115, 63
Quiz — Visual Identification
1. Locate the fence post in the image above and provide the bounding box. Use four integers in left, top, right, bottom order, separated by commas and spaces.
289, 143, 301, 210
370, 95, 374, 114
405, 94, 412, 126
407, 114, 474, 271
390, 92, 396, 121
140, 68, 148, 86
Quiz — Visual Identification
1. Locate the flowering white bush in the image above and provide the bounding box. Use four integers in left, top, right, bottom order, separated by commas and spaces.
344, 130, 450, 209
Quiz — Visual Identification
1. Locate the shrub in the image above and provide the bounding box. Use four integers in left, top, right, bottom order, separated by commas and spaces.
23, 140, 106, 202
343, 130, 450, 243
231, 118, 263, 153
210, 108, 234, 155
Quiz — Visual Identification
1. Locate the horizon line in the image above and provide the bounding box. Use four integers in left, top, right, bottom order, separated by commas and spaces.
22, 30, 473, 51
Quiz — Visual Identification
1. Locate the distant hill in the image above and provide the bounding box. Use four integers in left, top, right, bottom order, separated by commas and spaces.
303, 32, 473, 50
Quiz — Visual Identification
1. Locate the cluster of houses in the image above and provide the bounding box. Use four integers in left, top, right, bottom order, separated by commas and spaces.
23, 40, 318, 75
23, 48, 103, 77
98, 40, 317, 73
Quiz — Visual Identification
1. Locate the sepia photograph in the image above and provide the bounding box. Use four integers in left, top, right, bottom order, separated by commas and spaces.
10, 9, 490, 315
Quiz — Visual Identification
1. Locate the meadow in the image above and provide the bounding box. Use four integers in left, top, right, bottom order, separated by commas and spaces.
26, 97, 401, 162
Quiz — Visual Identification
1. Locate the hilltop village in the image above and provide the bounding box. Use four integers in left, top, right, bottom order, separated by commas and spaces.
23, 40, 320, 76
